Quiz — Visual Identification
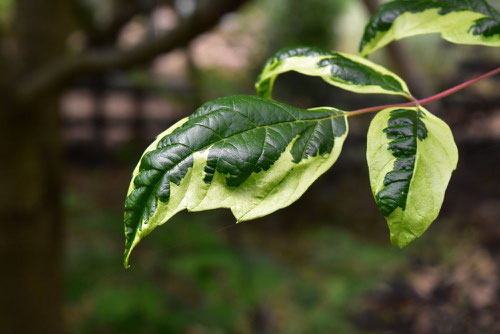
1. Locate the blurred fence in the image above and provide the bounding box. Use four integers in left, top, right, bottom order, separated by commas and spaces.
60, 73, 192, 164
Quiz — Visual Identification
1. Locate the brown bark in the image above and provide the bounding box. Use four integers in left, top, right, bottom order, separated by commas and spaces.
0, 98, 63, 334
0, 0, 70, 332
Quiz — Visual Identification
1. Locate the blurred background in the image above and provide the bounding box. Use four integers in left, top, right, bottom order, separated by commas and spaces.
0, 0, 499, 333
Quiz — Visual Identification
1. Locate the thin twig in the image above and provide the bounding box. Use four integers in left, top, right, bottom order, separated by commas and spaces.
347, 66, 500, 117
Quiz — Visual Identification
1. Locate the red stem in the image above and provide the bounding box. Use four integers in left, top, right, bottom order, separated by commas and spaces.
347, 66, 500, 117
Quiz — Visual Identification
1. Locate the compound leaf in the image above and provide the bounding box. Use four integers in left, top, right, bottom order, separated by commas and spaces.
367, 106, 458, 247
360, 0, 500, 56
124, 95, 348, 267
255, 46, 411, 99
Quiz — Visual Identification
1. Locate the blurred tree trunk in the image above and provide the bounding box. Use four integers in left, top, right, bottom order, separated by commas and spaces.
0, 1, 70, 333
0, 98, 63, 334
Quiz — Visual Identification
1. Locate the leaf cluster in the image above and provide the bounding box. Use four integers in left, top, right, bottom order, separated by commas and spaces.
123, 0, 499, 267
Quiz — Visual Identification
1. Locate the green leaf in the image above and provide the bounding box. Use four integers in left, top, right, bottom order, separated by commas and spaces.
255, 46, 411, 99
366, 107, 458, 247
360, 0, 500, 56
124, 95, 348, 267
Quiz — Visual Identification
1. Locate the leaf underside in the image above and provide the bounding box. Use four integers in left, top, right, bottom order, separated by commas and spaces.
123, 95, 348, 267
367, 107, 458, 248
255, 46, 411, 99
360, 0, 500, 56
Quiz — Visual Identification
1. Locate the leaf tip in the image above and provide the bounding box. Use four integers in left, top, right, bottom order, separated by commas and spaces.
123, 248, 133, 269
389, 231, 415, 249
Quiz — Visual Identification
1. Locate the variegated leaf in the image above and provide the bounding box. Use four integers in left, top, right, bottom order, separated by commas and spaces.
360, 0, 500, 56
367, 106, 458, 247
124, 95, 348, 267
255, 46, 411, 99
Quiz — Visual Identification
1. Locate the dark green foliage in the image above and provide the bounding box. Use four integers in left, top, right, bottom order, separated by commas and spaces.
375, 109, 428, 217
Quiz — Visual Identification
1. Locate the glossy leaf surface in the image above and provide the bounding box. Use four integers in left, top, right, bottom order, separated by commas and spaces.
367, 107, 458, 247
255, 46, 411, 99
360, 0, 500, 56
124, 95, 348, 266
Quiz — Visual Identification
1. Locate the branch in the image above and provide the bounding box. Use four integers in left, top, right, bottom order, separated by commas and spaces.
71, 0, 162, 47
347, 67, 500, 117
18, 0, 249, 103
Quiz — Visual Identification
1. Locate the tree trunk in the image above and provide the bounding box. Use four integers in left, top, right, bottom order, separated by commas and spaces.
0, 0, 70, 332
0, 98, 63, 334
